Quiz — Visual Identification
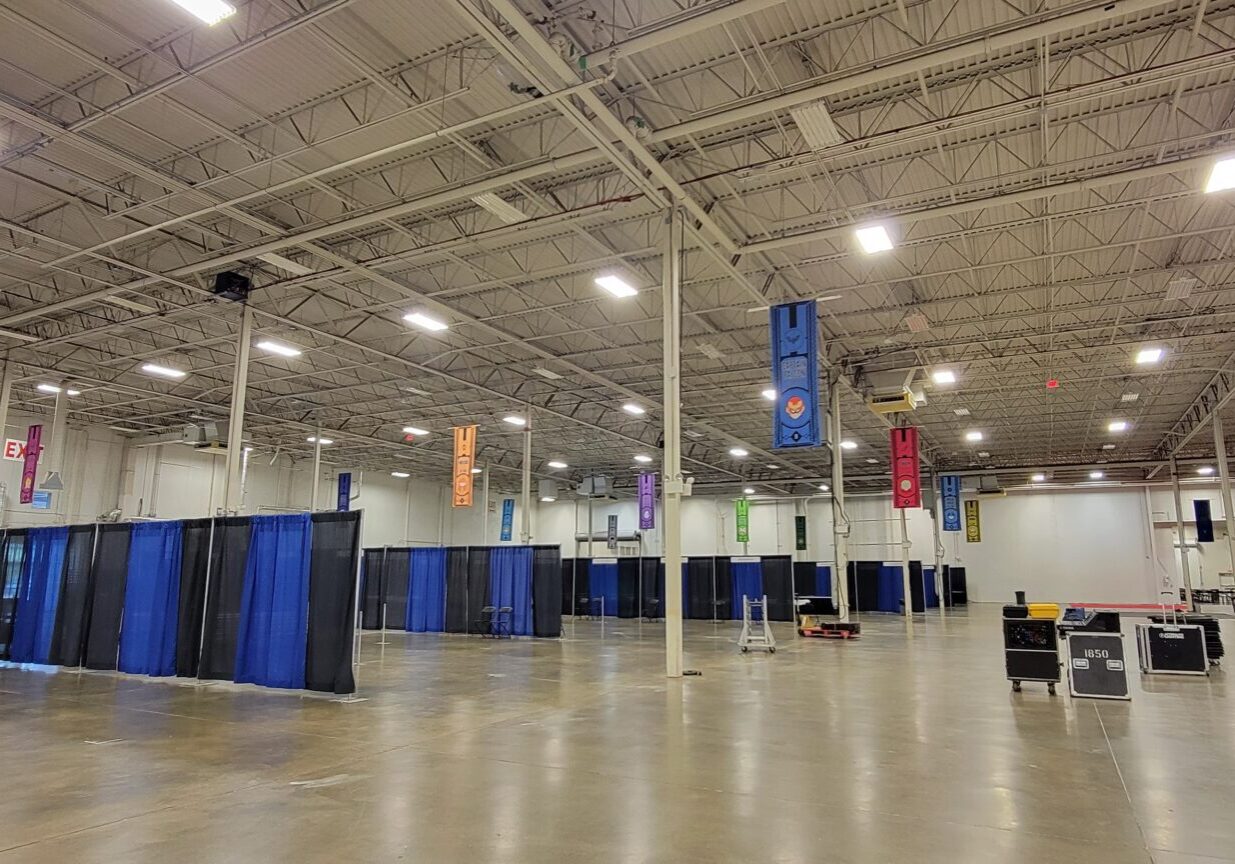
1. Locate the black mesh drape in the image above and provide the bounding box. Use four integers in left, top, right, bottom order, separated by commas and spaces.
847, 560, 880, 612
571, 558, 591, 614
685, 557, 713, 620
381, 548, 411, 630
306, 511, 360, 694
616, 557, 639, 618
48, 525, 96, 667
560, 558, 575, 615
713, 557, 733, 620
0, 529, 29, 659
793, 562, 816, 598
444, 547, 469, 633
198, 517, 251, 680
83, 523, 131, 670
465, 546, 490, 632
640, 557, 663, 618
531, 545, 561, 637
761, 556, 794, 621
908, 560, 925, 613
949, 566, 968, 604
175, 519, 211, 677
359, 549, 384, 630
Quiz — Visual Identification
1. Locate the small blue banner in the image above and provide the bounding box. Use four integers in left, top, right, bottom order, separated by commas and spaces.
500, 498, 514, 541
941, 475, 962, 532
1195, 499, 1215, 543
337, 472, 351, 512
770, 300, 822, 448
31, 490, 51, 510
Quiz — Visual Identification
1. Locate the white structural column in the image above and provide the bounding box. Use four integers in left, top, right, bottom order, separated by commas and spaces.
482, 463, 491, 543
662, 206, 685, 678
1214, 412, 1235, 590
223, 305, 253, 513
931, 470, 946, 618
0, 359, 13, 443
1171, 457, 1194, 610
310, 425, 323, 511
829, 376, 850, 621
521, 416, 532, 543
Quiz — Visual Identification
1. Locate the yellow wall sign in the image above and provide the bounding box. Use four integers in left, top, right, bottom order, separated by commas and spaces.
964, 499, 981, 542
452, 425, 477, 508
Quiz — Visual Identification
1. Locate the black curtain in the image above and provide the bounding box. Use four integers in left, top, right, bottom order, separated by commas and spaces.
359, 549, 384, 630
198, 517, 251, 680
908, 560, 925, 613
381, 548, 411, 630
306, 511, 360, 694
640, 557, 663, 618
560, 558, 575, 615
444, 547, 469, 633
616, 557, 639, 618
83, 523, 131, 670
174, 519, 211, 677
465, 546, 490, 631
48, 525, 96, 667
950, 566, 968, 604
793, 562, 816, 598
713, 557, 733, 620
0, 529, 29, 659
847, 560, 880, 613
572, 557, 591, 614
762, 556, 794, 621
685, 557, 713, 620
531, 545, 562, 637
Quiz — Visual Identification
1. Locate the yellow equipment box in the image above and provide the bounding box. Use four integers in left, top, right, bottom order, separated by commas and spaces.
1027, 603, 1061, 620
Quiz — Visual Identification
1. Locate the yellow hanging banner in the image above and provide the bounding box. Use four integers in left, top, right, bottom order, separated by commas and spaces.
964, 499, 981, 543
452, 425, 477, 508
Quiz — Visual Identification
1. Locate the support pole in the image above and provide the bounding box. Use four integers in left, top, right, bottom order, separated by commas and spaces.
0, 358, 13, 442
521, 416, 532, 543
662, 206, 685, 678
482, 463, 491, 543
310, 424, 323, 511
931, 469, 946, 618
223, 305, 253, 513
1214, 412, 1235, 594
1171, 457, 1194, 610
829, 374, 850, 621
898, 506, 913, 620
41, 388, 68, 503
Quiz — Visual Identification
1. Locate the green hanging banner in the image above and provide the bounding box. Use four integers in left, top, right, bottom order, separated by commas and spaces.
736, 498, 750, 543
795, 515, 807, 551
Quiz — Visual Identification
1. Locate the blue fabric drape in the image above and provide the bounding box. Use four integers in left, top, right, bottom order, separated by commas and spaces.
815, 564, 832, 599
407, 547, 447, 632
589, 560, 618, 616
8, 527, 68, 664
118, 521, 184, 676
489, 547, 533, 635
923, 567, 939, 608
235, 513, 311, 689
731, 560, 763, 619
877, 565, 903, 613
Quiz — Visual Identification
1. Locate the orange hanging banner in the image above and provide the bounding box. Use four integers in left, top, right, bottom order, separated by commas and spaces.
452, 425, 478, 508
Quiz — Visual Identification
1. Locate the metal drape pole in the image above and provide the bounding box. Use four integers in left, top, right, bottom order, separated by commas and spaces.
0, 358, 13, 444
223, 305, 253, 513
662, 206, 684, 678
482, 463, 490, 543
377, 545, 390, 646
931, 469, 946, 618
898, 506, 913, 620
310, 425, 323, 511
829, 375, 850, 621
588, 495, 594, 558
351, 516, 364, 698
521, 418, 532, 543
1171, 457, 1194, 610
196, 518, 216, 679
1214, 412, 1235, 596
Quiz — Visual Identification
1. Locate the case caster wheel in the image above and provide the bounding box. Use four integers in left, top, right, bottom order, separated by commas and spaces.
1048, 683, 1056, 695
769, 647, 776, 654
1011, 681, 1022, 692
740, 646, 748, 653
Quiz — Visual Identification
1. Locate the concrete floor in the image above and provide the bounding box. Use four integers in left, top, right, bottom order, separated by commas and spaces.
0, 606, 1231, 863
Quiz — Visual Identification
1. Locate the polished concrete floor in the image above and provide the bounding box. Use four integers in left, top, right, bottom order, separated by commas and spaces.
1, 606, 1231, 863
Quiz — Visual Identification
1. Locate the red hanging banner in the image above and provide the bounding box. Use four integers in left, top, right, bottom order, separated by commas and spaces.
19, 424, 42, 505
890, 426, 921, 509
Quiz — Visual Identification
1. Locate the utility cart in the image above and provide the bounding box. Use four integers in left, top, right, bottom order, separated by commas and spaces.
1004, 604, 1061, 694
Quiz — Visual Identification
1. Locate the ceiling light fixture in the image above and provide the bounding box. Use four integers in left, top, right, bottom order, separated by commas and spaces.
729, 447, 749, 457
854, 224, 894, 254
532, 367, 563, 380
307, 436, 333, 445
391, 471, 410, 479
622, 403, 646, 415
1204, 156, 1235, 193
402, 426, 429, 436
36, 384, 60, 394
965, 430, 984, 442
471, 467, 482, 474
540, 496, 557, 503
931, 369, 956, 385
595, 274, 638, 298
141, 362, 187, 379
819, 484, 829, 492
1136, 347, 1164, 364
1108, 420, 1129, 433
1102, 443, 1116, 450
1198, 466, 1215, 476
1031, 473, 1046, 482
953, 407, 970, 416
502, 415, 527, 427
168, 0, 236, 25
547, 460, 568, 469
840, 440, 858, 450
256, 339, 302, 357
634, 454, 653, 463
767, 464, 779, 469
790, 99, 844, 150
1121, 393, 1140, 403
1089, 471, 1105, 480
404, 311, 449, 332
977, 451, 990, 459
761, 388, 777, 401
742, 487, 755, 495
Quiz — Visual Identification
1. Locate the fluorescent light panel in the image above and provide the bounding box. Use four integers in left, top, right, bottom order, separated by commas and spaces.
931, 369, 956, 385
965, 430, 983, 442
622, 403, 646, 415
503, 415, 527, 427
391, 471, 410, 478
547, 460, 568, 469
1136, 347, 1164, 364
1031, 473, 1046, 482
142, 362, 186, 379
532, 367, 563, 380
855, 224, 893, 254
168, 0, 236, 25
256, 339, 302, 357
307, 436, 333, 445
1121, 392, 1140, 403
402, 426, 429, 436
595, 274, 638, 298
1204, 157, 1235, 193
819, 484, 829, 491
729, 447, 749, 457
1198, 466, 1215, 476
840, 440, 858, 450
404, 311, 449, 331
742, 487, 755, 495
634, 454, 652, 463
471, 192, 528, 224
102, 295, 158, 313
762, 388, 776, 401
1089, 471, 1105, 479
1108, 420, 1128, 432
953, 407, 970, 416
790, 99, 844, 150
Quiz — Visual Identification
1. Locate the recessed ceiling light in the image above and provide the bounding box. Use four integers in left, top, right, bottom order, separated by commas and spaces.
762, 388, 777, 401
595, 274, 638, 298
307, 436, 333, 445
1198, 466, 1215, 476
1102, 443, 1116, 450
622, 403, 646, 415
1204, 156, 1235, 193
402, 426, 429, 436
1136, 347, 1164, 364
855, 224, 894, 254
1121, 392, 1140, 403
548, 460, 568, 469
391, 471, 410, 478
977, 451, 990, 458
471, 467, 483, 474
965, 430, 983, 442
540, 496, 557, 503
931, 369, 956, 385
1031, 473, 1046, 482
767, 463, 779, 469
1089, 470, 1105, 480
1108, 420, 1129, 433
840, 439, 858, 450
168, 0, 236, 25
953, 407, 970, 416
819, 484, 829, 491
729, 447, 749, 457
256, 339, 302, 357
742, 487, 755, 495
503, 415, 527, 427
634, 454, 653, 463
141, 362, 187, 379
403, 311, 449, 332
866, 457, 879, 464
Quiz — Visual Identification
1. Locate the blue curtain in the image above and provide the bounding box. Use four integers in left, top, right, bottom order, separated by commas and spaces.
731, 560, 762, 619
407, 547, 447, 632
923, 567, 939, 608
489, 546, 532, 635
815, 564, 832, 599
8, 527, 68, 664
877, 565, 903, 613
235, 514, 311, 689
118, 521, 183, 676
589, 560, 618, 616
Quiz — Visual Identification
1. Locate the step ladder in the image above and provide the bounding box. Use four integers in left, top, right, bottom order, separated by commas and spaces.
738, 595, 776, 654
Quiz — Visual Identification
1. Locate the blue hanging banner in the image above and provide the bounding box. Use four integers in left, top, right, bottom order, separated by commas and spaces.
500, 498, 514, 541
941, 475, 962, 532
770, 300, 822, 449
1194, 499, 1215, 543
337, 472, 351, 512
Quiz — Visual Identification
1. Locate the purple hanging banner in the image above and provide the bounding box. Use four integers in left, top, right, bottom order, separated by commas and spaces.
638, 472, 656, 530
19, 424, 42, 505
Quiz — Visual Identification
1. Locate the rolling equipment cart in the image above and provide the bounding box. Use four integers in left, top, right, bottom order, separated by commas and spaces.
738, 595, 775, 654
1004, 605, 1061, 694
